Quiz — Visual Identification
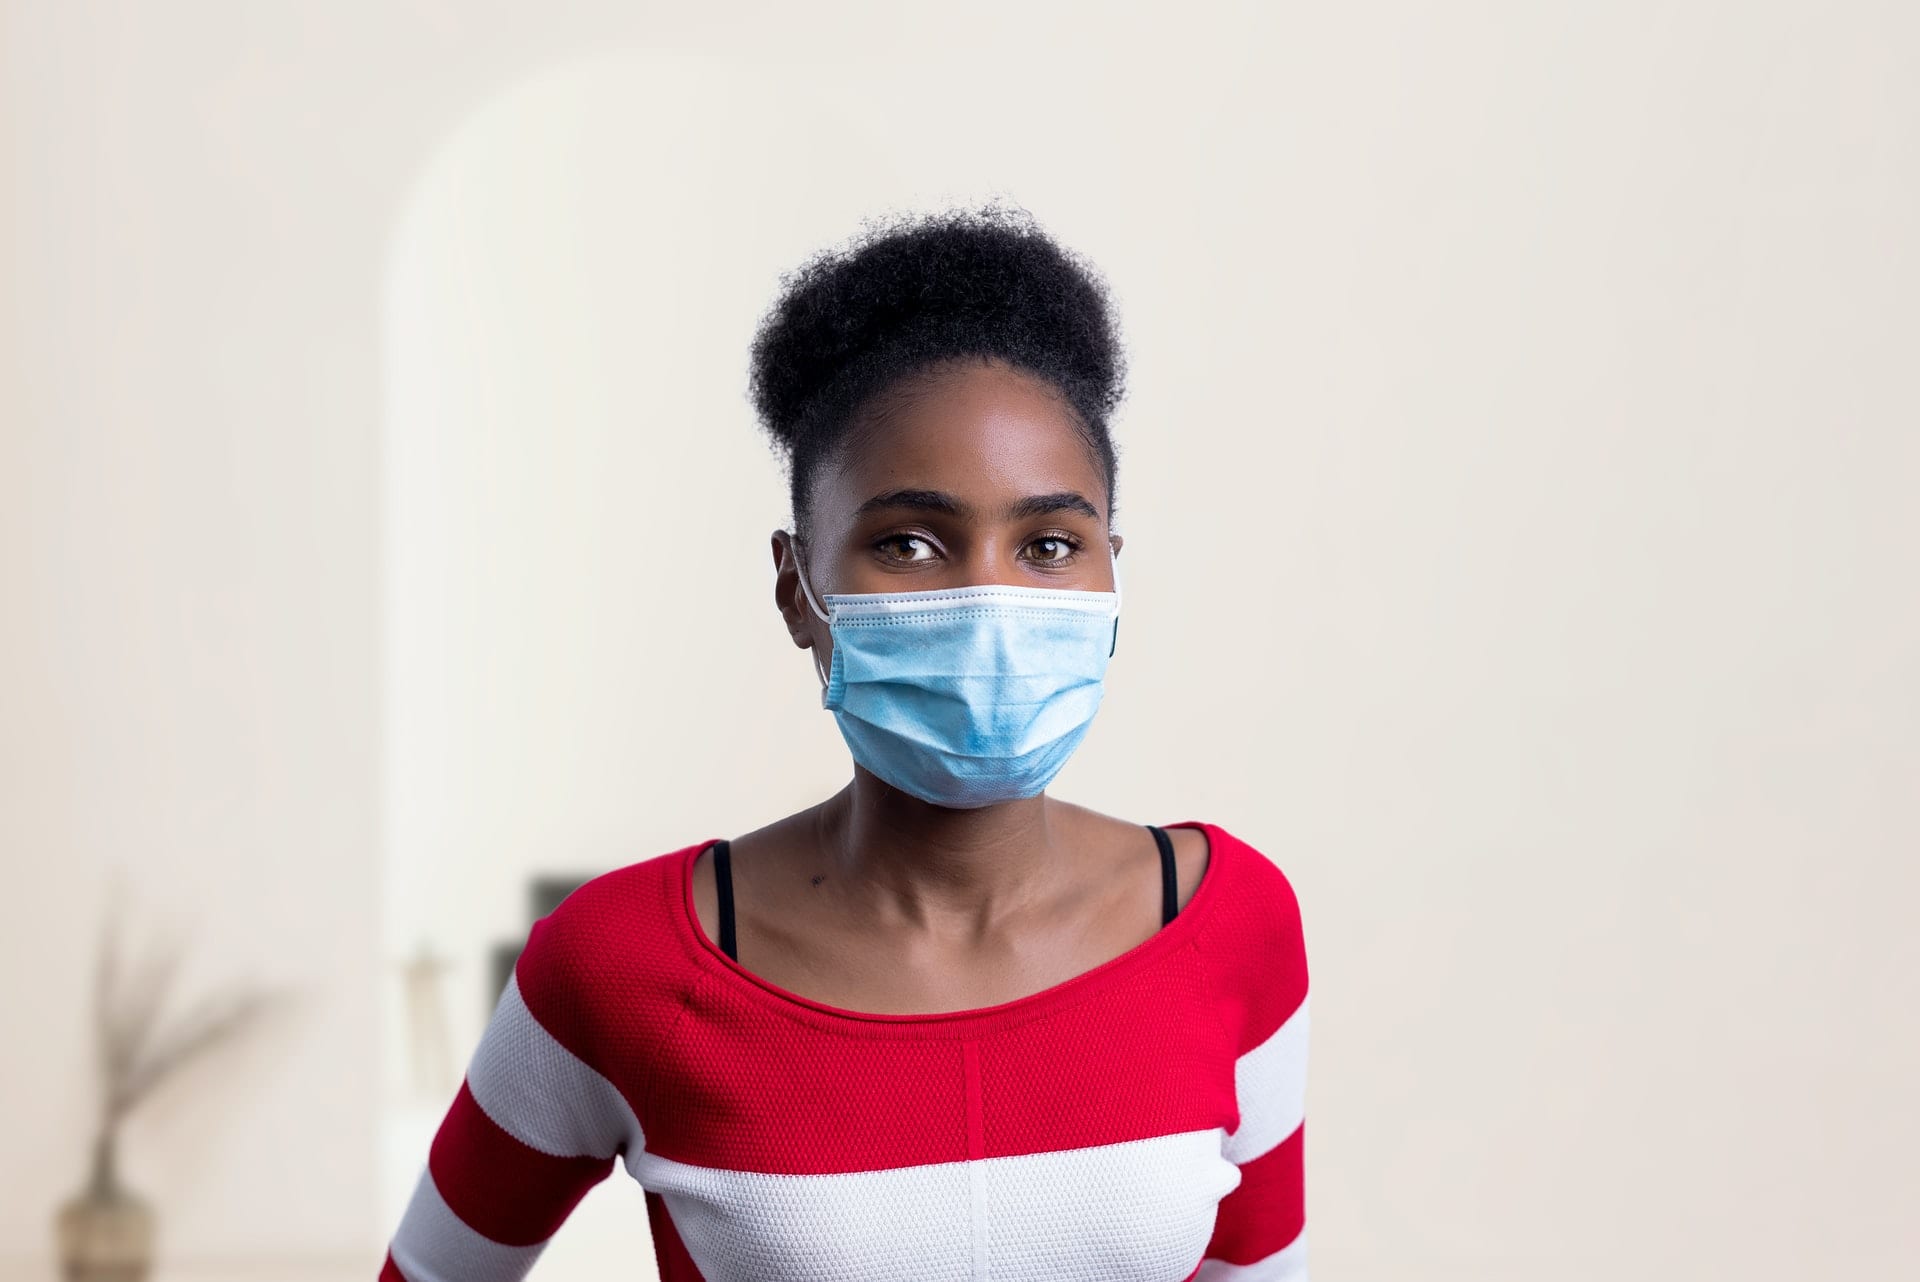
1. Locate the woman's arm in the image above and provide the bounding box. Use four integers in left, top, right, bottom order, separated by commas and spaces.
1198, 991, 1310, 1278
1195, 838, 1311, 1280
380, 911, 642, 1282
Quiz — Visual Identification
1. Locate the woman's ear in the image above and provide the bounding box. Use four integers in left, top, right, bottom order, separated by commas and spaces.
770, 529, 818, 650
1109, 532, 1125, 558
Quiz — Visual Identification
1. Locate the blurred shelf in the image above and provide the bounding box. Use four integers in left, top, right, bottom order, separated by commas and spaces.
1, 1260, 371, 1282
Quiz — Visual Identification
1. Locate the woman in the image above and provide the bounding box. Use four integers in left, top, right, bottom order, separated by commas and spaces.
380, 203, 1311, 1281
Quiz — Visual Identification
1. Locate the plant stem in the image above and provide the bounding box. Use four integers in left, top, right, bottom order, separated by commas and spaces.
86, 1128, 122, 1202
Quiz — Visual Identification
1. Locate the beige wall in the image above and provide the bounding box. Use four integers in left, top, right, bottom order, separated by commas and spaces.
3, 2, 1915, 1279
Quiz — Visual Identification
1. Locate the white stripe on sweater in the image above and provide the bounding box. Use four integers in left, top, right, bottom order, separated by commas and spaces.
629, 1127, 1241, 1282
467, 971, 642, 1160
1223, 995, 1309, 1165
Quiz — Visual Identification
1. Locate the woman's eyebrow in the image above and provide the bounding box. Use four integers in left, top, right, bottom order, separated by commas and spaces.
1007, 491, 1102, 521
852, 489, 1103, 522
853, 488, 966, 519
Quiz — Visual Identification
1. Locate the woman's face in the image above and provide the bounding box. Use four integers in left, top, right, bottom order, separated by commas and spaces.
773, 358, 1121, 667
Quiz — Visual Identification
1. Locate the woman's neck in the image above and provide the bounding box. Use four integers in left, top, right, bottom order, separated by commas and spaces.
813, 772, 1078, 934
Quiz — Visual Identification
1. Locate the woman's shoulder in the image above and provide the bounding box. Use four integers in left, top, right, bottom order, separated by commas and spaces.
1172, 820, 1310, 1027
1157, 819, 1304, 927
511, 838, 714, 1037
528, 838, 704, 943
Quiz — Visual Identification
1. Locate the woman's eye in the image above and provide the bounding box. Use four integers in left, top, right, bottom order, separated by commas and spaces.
1024, 536, 1079, 563
877, 535, 937, 562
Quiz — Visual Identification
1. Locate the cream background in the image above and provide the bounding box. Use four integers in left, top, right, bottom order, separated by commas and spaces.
3, 1, 1915, 1279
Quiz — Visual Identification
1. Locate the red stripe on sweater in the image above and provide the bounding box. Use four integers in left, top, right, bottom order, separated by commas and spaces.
1190, 830, 1309, 1057
428, 1078, 616, 1246
505, 841, 714, 1118
642, 938, 1240, 1174
506, 825, 1301, 1159
1203, 1120, 1306, 1265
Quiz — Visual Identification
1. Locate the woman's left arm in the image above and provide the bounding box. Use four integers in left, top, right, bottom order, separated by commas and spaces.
1199, 991, 1310, 1278
1195, 845, 1311, 1280
379, 908, 642, 1281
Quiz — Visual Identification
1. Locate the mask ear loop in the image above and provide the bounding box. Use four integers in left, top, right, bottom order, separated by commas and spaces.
1108, 551, 1124, 657
790, 533, 833, 700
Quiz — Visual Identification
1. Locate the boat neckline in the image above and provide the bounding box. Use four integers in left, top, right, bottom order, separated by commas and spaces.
674, 819, 1225, 1033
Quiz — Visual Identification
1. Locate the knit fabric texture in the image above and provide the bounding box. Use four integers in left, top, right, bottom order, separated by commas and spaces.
379, 820, 1310, 1281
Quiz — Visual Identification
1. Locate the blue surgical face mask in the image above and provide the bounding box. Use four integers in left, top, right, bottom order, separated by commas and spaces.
793, 540, 1122, 809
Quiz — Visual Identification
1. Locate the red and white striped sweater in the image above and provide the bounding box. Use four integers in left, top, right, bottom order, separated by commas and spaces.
380, 820, 1309, 1281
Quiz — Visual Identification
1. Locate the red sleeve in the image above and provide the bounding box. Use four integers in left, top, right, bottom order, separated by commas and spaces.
1195, 827, 1312, 1279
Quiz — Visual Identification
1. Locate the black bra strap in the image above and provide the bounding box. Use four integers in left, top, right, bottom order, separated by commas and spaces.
1149, 825, 1179, 925
713, 839, 737, 961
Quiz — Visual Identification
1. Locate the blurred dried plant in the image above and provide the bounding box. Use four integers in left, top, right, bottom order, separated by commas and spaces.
83, 872, 300, 1193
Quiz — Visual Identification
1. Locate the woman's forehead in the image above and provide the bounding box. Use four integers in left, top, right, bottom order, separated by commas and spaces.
814, 365, 1108, 524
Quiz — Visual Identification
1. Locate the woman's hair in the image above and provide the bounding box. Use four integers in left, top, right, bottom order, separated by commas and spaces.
747, 199, 1128, 537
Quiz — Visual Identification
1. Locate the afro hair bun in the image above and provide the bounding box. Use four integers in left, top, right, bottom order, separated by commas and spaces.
746, 198, 1127, 530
